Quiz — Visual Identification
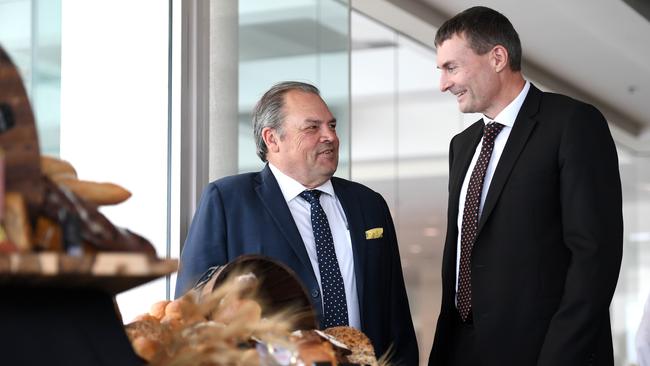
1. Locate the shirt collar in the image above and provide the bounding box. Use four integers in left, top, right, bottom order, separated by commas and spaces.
268, 163, 335, 203
483, 80, 530, 128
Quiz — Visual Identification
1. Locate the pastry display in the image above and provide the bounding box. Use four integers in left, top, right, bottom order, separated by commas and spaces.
126, 257, 389, 366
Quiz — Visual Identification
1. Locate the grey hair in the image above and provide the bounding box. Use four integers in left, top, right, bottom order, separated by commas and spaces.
252, 81, 321, 162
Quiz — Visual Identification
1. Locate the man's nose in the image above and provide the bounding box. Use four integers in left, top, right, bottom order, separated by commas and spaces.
321, 125, 337, 142
439, 73, 451, 92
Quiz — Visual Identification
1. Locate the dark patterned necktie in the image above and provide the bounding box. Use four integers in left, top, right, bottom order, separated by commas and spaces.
299, 189, 349, 328
457, 121, 505, 322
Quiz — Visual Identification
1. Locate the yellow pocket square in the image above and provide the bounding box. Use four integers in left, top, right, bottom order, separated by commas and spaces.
365, 228, 384, 240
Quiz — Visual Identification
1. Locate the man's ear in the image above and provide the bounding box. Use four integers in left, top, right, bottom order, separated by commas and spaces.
491, 45, 509, 73
262, 127, 280, 153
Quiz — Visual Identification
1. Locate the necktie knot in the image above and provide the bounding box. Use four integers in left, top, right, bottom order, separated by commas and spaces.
300, 190, 322, 204
483, 122, 505, 144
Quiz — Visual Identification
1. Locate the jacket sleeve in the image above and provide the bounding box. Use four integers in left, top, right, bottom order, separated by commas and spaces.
174, 183, 229, 298
537, 103, 623, 365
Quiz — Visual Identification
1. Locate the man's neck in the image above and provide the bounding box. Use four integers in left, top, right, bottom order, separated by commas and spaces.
485, 73, 526, 119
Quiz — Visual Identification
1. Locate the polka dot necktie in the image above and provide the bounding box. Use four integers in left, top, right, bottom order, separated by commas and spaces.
299, 189, 349, 328
457, 121, 505, 322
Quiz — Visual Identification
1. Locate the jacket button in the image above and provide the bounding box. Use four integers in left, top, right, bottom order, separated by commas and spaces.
311, 289, 320, 298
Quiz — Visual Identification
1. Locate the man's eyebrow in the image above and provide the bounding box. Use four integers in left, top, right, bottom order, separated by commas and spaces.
304, 118, 337, 124
439, 61, 452, 70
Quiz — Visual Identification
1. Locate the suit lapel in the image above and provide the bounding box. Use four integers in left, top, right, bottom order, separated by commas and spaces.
477, 85, 542, 233
331, 178, 366, 316
255, 165, 315, 276
449, 121, 484, 211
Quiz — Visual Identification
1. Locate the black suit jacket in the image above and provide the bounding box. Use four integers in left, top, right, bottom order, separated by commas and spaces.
176, 165, 418, 365
429, 84, 623, 366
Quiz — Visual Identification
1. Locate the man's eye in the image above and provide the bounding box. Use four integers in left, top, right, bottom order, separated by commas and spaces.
329, 123, 336, 129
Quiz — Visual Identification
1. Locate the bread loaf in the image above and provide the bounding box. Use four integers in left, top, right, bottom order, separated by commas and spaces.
324, 326, 378, 366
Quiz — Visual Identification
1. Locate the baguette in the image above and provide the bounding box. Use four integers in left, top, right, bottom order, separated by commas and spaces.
56, 178, 131, 205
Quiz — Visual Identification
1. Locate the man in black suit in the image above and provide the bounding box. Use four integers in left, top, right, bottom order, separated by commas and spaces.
428, 6, 623, 366
176, 81, 418, 364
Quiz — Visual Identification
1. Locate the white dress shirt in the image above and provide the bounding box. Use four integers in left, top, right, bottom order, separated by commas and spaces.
455, 81, 531, 301
269, 163, 361, 329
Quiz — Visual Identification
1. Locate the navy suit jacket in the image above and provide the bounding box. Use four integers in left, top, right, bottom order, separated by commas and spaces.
429, 84, 623, 366
176, 165, 418, 365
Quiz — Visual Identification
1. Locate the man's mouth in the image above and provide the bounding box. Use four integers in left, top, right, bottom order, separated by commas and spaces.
317, 147, 336, 157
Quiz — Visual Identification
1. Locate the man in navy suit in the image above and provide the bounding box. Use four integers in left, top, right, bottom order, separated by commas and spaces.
176, 81, 418, 365
428, 6, 623, 366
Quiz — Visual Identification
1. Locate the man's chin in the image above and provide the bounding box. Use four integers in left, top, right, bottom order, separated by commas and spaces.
458, 104, 474, 113
319, 164, 338, 178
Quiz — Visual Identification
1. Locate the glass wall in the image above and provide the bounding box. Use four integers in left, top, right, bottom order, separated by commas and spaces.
237, 0, 350, 176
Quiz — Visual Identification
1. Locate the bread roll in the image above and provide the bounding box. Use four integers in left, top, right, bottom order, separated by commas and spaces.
131, 336, 159, 362
164, 297, 194, 319
149, 300, 171, 320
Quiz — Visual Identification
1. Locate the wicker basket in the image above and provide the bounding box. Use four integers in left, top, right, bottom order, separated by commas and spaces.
192, 254, 318, 330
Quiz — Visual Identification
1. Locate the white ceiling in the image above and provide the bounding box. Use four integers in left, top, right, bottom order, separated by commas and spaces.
360, 0, 650, 150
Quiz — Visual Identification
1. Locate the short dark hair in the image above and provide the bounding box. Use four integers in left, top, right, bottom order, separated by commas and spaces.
252, 81, 321, 162
435, 6, 522, 71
